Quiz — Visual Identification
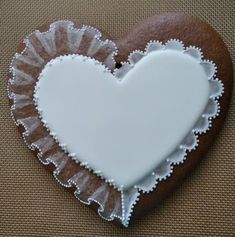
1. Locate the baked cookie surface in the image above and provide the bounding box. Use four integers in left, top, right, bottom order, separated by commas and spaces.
8, 13, 233, 226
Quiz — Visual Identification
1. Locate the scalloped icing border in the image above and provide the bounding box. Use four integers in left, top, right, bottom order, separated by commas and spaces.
8, 20, 224, 227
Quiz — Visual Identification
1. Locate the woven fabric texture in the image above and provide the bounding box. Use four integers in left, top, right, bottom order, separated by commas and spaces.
0, 0, 234, 236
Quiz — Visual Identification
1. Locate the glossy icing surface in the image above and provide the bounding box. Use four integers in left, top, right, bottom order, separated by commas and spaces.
35, 50, 210, 189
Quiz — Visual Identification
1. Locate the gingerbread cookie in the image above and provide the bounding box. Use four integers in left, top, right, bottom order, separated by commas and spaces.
8, 13, 233, 226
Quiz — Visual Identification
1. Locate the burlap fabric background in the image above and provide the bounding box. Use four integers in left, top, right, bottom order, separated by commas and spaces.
0, 0, 234, 236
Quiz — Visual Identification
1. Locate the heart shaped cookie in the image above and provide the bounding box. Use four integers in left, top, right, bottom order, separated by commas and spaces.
8, 13, 233, 226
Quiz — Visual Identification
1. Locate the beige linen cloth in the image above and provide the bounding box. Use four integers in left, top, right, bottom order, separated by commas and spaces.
0, 0, 234, 236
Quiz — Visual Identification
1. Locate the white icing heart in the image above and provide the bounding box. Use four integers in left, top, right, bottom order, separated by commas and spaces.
35, 49, 211, 189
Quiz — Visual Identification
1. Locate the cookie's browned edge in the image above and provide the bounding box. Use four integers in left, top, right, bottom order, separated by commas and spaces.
9, 13, 233, 227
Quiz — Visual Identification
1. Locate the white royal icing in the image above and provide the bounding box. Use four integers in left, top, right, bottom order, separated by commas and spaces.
35, 48, 210, 189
